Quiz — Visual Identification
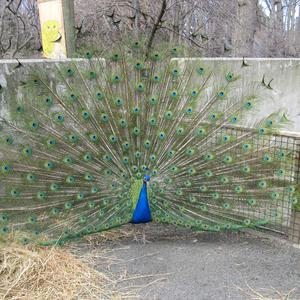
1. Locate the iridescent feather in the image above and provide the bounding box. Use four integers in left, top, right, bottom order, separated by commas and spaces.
0, 41, 296, 245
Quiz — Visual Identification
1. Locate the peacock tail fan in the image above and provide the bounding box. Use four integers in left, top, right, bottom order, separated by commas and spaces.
0, 39, 296, 246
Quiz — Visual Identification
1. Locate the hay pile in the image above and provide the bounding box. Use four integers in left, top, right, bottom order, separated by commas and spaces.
0, 244, 134, 300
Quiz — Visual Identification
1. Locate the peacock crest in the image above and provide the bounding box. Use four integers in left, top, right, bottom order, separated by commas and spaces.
0, 40, 296, 245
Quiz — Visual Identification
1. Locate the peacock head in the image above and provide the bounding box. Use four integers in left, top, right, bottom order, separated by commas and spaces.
144, 173, 151, 183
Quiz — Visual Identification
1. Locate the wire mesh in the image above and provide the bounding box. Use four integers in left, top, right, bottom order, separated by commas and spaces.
219, 124, 300, 244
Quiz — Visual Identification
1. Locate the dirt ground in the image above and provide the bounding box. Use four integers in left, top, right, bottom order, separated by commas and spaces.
76, 223, 300, 300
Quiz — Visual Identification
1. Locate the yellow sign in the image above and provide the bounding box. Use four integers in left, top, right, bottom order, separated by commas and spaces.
38, 0, 67, 58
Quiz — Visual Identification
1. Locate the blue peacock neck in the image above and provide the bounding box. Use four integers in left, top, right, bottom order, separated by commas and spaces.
132, 175, 152, 224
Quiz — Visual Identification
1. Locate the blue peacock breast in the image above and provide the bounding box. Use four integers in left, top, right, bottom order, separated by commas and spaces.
131, 175, 152, 223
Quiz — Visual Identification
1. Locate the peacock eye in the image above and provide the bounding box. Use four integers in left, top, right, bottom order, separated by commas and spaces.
85, 51, 92, 59
266, 119, 273, 126
171, 69, 178, 76
191, 90, 197, 96
159, 132, 165, 139
226, 72, 234, 81
197, 67, 205, 75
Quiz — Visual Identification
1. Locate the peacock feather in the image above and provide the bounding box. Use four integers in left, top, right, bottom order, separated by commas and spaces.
0, 40, 296, 245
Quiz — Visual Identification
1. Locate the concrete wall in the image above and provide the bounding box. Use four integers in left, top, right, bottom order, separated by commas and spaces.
214, 58, 300, 133
0, 58, 300, 132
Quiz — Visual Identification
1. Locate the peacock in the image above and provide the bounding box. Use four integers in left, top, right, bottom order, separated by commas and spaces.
0, 40, 297, 246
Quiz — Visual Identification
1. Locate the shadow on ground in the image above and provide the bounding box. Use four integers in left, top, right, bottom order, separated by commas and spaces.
75, 223, 300, 300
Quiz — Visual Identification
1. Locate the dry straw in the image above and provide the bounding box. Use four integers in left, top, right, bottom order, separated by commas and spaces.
0, 226, 169, 299
0, 243, 137, 300
234, 283, 298, 300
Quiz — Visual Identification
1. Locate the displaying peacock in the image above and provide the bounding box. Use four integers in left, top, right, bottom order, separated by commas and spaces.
0, 40, 297, 246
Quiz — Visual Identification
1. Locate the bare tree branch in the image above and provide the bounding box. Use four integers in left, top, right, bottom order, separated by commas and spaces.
146, 0, 167, 54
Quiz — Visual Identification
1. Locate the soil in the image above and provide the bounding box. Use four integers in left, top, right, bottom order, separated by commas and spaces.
75, 223, 300, 300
